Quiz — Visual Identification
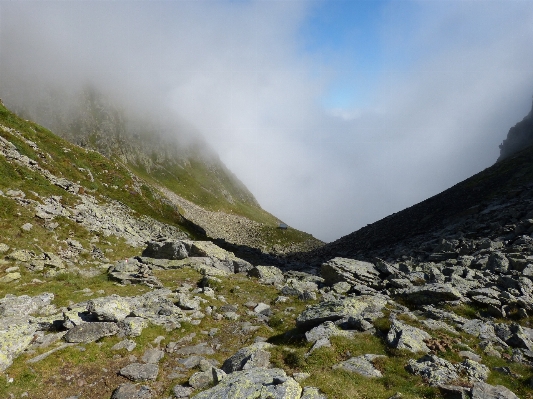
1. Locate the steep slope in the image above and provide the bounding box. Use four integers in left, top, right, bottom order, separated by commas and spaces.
4, 89, 322, 253
304, 107, 533, 264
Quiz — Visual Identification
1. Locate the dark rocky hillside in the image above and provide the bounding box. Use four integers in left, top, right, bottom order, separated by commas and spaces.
306, 134, 533, 265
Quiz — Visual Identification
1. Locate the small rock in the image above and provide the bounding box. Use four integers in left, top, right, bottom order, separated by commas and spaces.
21, 223, 33, 231
111, 339, 137, 352
0, 273, 21, 283
142, 349, 164, 364
119, 363, 159, 381
333, 354, 386, 378
173, 385, 193, 398
111, 383, 152, 399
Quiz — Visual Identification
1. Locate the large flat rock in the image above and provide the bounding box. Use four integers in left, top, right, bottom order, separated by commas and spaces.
296, 295, 387, 329
191, 368, 301, 399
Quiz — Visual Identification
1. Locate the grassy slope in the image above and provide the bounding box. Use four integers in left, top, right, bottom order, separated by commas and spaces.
0, 101, 188, 237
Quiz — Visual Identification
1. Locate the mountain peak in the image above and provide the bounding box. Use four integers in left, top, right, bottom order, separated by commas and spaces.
498, 96, 533, 161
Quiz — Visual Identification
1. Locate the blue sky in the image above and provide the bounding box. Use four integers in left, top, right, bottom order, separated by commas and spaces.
2, 0, 533, 241
301, 0, 390, 109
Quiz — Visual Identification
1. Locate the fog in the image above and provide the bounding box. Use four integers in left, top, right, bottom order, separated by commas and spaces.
1, 1, 533, 242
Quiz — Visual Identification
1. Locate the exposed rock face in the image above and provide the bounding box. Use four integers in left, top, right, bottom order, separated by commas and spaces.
111, 383, 153, 399
0, 318, 39, 371
321, 257, 380, 287
221, 342, 273, 373
498, 98, 533, 161
142, 240, 191, 260
332, 354, 386, 378
386, 320, 431, 353
63, 322, 119, 343
87, 295, 132, 322
397, 284, 462, 305
296, 295, 387, 329
190, 368, 302, 399
119, 363, 159, 382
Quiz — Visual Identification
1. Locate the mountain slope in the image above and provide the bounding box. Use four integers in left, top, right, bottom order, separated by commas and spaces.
3, 89, 322, 253
304, 108, 533, 264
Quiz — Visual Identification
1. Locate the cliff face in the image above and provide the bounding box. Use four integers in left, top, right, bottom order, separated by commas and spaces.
498, 98, 533, 161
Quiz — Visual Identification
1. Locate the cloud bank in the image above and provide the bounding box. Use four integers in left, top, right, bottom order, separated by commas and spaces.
1, 1, 533, 242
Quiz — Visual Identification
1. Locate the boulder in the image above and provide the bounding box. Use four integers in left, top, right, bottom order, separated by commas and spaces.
386, 320, 431, 353
64, 322, 119, 343
190, 241, 252, 273
87, 295, 132, 322
486, 252, 510, 273
333, 354, 386, 378
142, 240, 190, 260
281, 279, 318, 299
470, 382, 519, 399
190, 368, 302, 399
0, 293, 54, 317
189, 367, 226, 389
248, 265, 285, 284
222, 342, 273, 373
173, 385, 194, 398
296, 295, 387, 329
406, 355, 459, 386
110, 383, 153, 399
141, 348, 164, 364
119, 363, 159, 382
397, 284, 462, 305
321, 257, 380, 286
118, 317, 148, 337
0, 317, 39, 371
305, 321, 352, 344
456, 359, 489, 382
300, 387, 327, 399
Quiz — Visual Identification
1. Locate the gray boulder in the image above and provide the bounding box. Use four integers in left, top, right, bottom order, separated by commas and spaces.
456, 359, 489, 382
64, 322, 119, 343
142, 240, 190, 260
0, 317, 39, 371
406, 355, 459, 386
300, 387, 327, 399
119, 363, 159, 381
221, 342, 273, 373
296, 295, 387, 329
87, 295, 132, 322
189, 367, 226, 389
0, 292, 54, 317
248, 265, 285, 284
471, 382, 519, 399
141, 348, 164, 364
110, 383, 153, 399
173, 385, 194, 398
118, 317, 147, 337
305, 321, 352, 344
397, 284, 462, 305
321, 257, 380, 286
386, 320, 431, 353
191, 368, 302, 399
333, 354, 386, 378
486, 252, 510, 273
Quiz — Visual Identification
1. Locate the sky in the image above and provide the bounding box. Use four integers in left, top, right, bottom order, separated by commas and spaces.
1, 0, 533, 242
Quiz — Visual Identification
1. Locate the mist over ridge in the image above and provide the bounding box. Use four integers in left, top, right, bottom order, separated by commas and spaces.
2, 1, 533, 242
